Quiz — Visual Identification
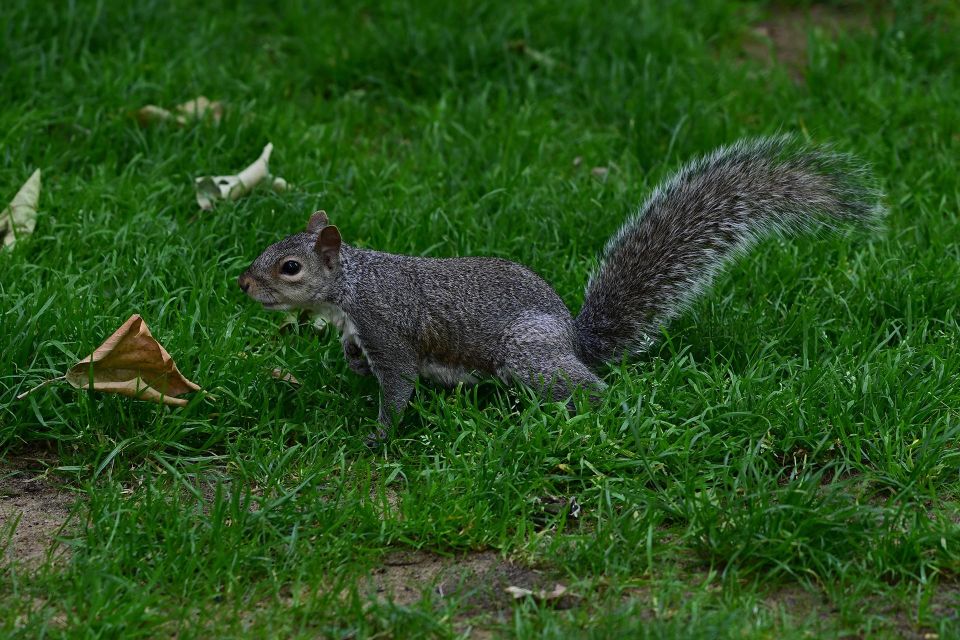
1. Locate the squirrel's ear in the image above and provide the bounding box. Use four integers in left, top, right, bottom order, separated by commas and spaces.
315, 225, 342, 269
306, 210, 329, 234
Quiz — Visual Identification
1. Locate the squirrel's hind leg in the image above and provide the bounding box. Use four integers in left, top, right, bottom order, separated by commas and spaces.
500, 313, 605, 405
520, 354, 605, 405
504, 349, 605, 406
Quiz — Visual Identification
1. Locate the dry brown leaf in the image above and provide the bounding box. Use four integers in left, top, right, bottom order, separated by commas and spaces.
135, 96, 224, 127
17, 316, 201, 406
505, 583, 568, 601
194, 142, 288, 210
61, 315, 200, 406
60, 315, 201, 406
1, 169, 41, 250
270, 368, 300, 385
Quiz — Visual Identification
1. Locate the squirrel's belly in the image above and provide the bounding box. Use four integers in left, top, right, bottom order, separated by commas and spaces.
419, 361, 479, 387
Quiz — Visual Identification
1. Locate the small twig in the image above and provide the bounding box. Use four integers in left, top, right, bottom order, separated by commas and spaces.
16, 375, 66, 400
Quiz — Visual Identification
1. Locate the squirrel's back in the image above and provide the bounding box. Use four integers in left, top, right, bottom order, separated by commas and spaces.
341, 248, 576, 372
574, 135, 885, 366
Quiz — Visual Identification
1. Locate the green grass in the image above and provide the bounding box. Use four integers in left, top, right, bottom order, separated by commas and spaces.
2, 0, 959, 637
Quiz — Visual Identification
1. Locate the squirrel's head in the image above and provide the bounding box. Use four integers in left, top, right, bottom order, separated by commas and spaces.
238, 210, 343, 311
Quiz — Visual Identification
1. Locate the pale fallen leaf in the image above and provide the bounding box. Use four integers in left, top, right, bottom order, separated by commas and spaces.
0, 169, 41, 250
591, 166, 609, 181
135, 95, 224, 127
135, 105, 175, 126
18, 315, 201, 406
277, 310, 328, 335
277, 310, 305, 334
174, 96, 224, 125
506, 40, 562, 70
505, 586, 533, 599
277, 311, 302, 334
505, 583, 568, 601
195, 143, 288, 210
270, 368, 301, 386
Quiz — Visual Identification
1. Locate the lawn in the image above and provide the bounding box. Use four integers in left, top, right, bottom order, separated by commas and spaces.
1, 0, 959, 637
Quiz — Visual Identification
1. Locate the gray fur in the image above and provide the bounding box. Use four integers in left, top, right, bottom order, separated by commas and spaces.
239, 136, 884, 441
574, 135, 884, 365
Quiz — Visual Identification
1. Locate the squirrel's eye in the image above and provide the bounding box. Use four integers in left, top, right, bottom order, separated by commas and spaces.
280, 260, 301, 276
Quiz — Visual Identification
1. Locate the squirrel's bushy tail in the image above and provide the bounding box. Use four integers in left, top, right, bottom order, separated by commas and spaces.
574, 135, 885, 367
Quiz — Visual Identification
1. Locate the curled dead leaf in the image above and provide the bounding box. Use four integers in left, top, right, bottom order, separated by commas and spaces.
195, 143, 288, 210
1, 169, 41, 250
278, 310, 313, 334
505, 583, 568, 601
278, 311, 301, 334
18, 315, 201, 407
506, 40, 562, 70
504, 586, 533, 599
135, 105, 175, 126
270, 368, 301, 386
64, 315, 201, 406
174, 96, 224, 124
135, 96, 224, 127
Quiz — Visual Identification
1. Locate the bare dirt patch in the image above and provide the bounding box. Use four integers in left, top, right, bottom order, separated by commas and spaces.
366, 548, 574, 614
740, 2, 884, 81
927, 583, 960, 622
762, 581, 960, 639
0, 453, 77, 569
763, 584, 833, 623
228, 549, 570, 636
879, 583, 960, 640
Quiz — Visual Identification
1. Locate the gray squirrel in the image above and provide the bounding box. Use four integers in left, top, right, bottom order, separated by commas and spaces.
238, 136, 884, 444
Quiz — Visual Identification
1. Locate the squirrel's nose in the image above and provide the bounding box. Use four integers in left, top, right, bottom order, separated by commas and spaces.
238, 273, 251, 293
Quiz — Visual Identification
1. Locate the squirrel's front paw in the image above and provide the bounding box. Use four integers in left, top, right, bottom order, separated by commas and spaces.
343, 340, 372, 376
348, 357, 372, 376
